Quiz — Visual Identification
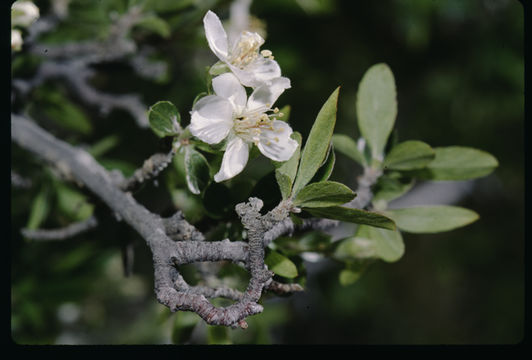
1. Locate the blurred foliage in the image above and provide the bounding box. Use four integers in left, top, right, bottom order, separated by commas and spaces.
11, 0, 523, 344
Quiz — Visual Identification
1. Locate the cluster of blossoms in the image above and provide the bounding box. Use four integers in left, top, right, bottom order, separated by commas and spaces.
11, 0, 40, 51
190, 11, 298, 182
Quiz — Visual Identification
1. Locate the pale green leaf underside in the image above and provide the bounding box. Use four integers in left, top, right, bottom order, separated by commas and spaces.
356, 63, 397, 159
411, 146, 498, 180
332, 134, 365, 165
184, 146, 211, 195
385, 205, 479, 233
383, 140, 435, 170
335, 225, 404, 262
148, 101, 180, 138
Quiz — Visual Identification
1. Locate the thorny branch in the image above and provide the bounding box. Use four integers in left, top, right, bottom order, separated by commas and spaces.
11, 114, 337, 328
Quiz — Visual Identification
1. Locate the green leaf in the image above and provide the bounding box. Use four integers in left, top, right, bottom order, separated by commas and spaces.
303, 206, 395, 230
26, 187, 51, 230
39, 90, 93, 135
339, 269, 361, 286
55, 184, 94, 221
385, 205, 479, 234
172, 312, 199, 344
184, 146, 210, 195
332, 134, 366, 166
144, 0, 195, 12
278, 105, 291, 122
207, 325, 232, 345
292, 87, 340, 196
265, 250, 298, 278
334, 225, 404, 263
148, 101, 181, 138
87, 135, 120, 158
136, 14, 171, 38
409, 146, 498, 180
356, 63, 397, 160
274, 132, 302, 199
383, 140, 435, 170
311, 145, 335, 183
372, 174, 414, 203
338, 262, 367, 286
273, 231, 332, 256
208, 61, 230, 76
293, 181, 355, 208
358, 225, 404, 262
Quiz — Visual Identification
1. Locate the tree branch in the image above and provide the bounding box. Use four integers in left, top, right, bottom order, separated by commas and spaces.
21, 216, 98, 241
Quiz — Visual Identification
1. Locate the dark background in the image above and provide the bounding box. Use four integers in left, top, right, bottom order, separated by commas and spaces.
11, 0, 524, 344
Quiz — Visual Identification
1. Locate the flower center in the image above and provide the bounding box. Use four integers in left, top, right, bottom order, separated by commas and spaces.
228, 31, 271, 69
233, 105, 284, 145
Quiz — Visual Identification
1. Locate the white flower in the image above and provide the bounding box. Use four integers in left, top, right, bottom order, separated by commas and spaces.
203, 10, 282, 88
190, 73, 298, 182
11, 29, 23, 51
11, 1, 40, 28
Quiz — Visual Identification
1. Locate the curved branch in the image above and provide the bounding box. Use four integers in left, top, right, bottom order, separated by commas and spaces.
21, 216, 98, 241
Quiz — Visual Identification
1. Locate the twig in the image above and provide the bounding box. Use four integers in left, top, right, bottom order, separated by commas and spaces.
120, 150, 175, 191
21, 216, 98, 241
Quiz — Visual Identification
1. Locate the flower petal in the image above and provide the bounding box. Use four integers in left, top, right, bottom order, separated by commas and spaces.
230, 56, 282, 88
257, 120, 298, 161
212, 73, 247, 110
214, 136, 250, 182
246, 77, 291, 111
203, 10, 229, 60
190, 95, 234, 144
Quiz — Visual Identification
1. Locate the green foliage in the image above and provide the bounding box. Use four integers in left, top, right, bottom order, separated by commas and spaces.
135, 14, 171, 38
311, 145, 336, 183
55, 183, 94, 221
335, 225, 404, 263
291, 87, 340, 196
148, 101, 181, 138
274, 132, 302, 199
207, 325, 232, 345
409, 146, 499, 180
293, 181, 355, 208
383, 140, 435, 170
372, 173, 414, 204
171, 311, 199, 344
356, 63, 397, 161
26, 186, 52, 230
385, 206, 479, 234
184, 146, 210, 195
265, 250, 298, 278
332, 134, 366, 166
304, 206, 395, 230
36, 89, 93, 135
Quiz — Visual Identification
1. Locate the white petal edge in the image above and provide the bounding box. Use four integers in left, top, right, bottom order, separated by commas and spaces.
247, 77, 291, 111
189, 95, 233, 144
214, 136, 250, 182
257, 120, 298, 162
212, 73, 247, 110
203, 10, 229, 60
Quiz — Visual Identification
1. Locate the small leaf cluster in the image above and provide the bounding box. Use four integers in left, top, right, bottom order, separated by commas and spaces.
330, 63, 498, 285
